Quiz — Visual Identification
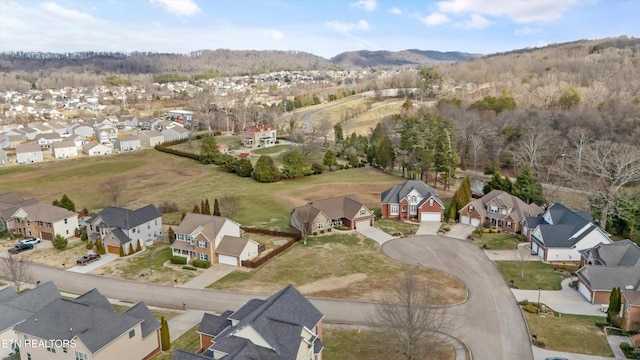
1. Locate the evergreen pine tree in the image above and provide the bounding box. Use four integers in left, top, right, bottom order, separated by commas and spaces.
129, 243, 135, 255
167, 227, 175, 244
59, 194, 76, 212
512, 164, 544, 205
213, 198, 221, 216
119, 244, 125, 257
203, 198, 211, 215
192, 204, 200, 213
160, 316, 171, 351
136, 239, 142, 252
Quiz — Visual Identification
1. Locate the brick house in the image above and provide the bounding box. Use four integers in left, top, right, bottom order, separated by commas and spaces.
380, 180, 444, 222
290, 195, 374, 233
240, 125, 276, 148
12, 203, 79, 240
458, 190, 543, 233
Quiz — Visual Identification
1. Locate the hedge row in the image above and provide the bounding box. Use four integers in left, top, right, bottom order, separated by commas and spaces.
192, 259, 211, 268
170, 256, 187, 265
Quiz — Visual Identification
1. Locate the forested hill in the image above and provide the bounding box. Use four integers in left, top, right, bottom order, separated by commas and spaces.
0, 48, 479, 74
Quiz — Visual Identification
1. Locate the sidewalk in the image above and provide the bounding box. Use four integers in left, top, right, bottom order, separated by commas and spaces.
167, 310, 206, 342
180, 265, 237, 289
512, 278, 605, 317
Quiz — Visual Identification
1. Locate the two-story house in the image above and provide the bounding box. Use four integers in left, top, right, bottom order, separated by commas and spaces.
380, 180, 444, 222
13, 203, 79, 240
13, 288, 161, 360
0, 193, 39, 234
180, 285, 323, 360
82, 142, 112, 156
95, 126, 118, 144
240, 125, 276, 148
87, 204, 162, 255
115, 135, 141, 151
35, 132, 63, 149
458, 190, 543, 233
171, 213, 258, 266
15, 143, 43, 164
52, 140, 79, 159
291, 195, 374, 233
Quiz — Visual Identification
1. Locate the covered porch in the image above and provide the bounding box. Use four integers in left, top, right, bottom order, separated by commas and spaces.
171, 241, 195, 262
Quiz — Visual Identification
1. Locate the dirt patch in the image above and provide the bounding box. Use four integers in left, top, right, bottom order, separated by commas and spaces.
276, 181, 397, 208
298, 273, 367, 294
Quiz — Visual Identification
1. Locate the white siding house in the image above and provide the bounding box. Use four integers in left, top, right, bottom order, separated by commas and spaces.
52, 140, 78, 158
15, 143, 43, 164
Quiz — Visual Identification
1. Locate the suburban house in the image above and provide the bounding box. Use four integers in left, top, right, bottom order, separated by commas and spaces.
13, 203, 79, 240
52, 140, 79, 158
184, 285, 323, 360
15, 143, 43, 164
73, 124, 96, 138
13, 288, 161, 360
95, 126, 118, 144
0, 282, 61, 359
0, 193, 39, 234
526, 203, 612, 262
162, 124, 190, 142
82, 141, 112, 156
171, 213, 257, 266
87, 204, 163, 255
290, 195, 374, 233
0, 148, 7, 165
35, 132, 63, 148
117, 115, 138, 129
140, 130, 165, 148
380, 180, 444, 222
240, 125, 277, 148
622, 290, 640, 331
458, 190, 543, 233
166, 110, 194, 124
575, 240, 640, 304
115, 135, 142, 151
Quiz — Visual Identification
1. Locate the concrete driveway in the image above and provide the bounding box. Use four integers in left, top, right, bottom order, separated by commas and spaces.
382, 235, 533, 360
415, 221, 441, 235
67, 253, 119, 274
445, 224, 475, 240
356, 226, 395, 245
512, 278, 606, 317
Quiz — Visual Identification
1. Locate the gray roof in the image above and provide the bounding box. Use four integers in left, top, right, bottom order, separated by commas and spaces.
0, 193, 39, 221
197, 311, 232, 337
175, 213, 229, 241
582, 240, 640, 267
463, 190, 543, 223
381, 180, 442, 207
13, 289, 155, 354
0, 286, 17, 302
73, 288, 114, 312
216, 236, 250, 257
90, 204, 161, 230
576, 265, 640, 291
124, 302, 161, 338
15, 143, 42, 154
532, 203, 606, 248
172, 349, 211, 360
0, 281, 60, 332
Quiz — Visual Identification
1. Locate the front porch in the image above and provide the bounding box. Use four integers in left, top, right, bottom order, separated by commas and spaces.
171, 241, 195, 262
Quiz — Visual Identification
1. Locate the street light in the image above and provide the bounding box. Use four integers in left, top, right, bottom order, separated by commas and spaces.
537, 287, 542, 314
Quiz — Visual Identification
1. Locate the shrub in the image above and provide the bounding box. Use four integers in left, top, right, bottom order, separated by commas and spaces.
312, 232, 318, 236
491, 228, 500, 233
52, 234, 68, 250
327, 228, 332, 232
182, 265, 197, 271
320, 229, 325, 234
192, 259, 211, 268
441, 226, 451, 232
482, 228, 490, 233
170, 256, 187, 265
158, 201, 179, 213
86, 241, 93, 250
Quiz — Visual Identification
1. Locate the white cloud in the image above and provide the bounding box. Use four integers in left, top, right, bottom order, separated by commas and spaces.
149, 0, 201, 17
515, 27, 542, 35
436, 0, 581, 23
270, 30, 284, 40
420, 12, 451, 26
389, 7, 402, 15
40, 2, 97, 22
463, 14, 490, 29
351, 0, 377, 11
325, 20, 370, 33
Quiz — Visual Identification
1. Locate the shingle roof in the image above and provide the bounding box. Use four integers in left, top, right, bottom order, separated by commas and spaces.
124, 302, 161, 338
291, 195, 371, 227
52, 140, 77, 149
216, 236, 250, 257
576, 265, 640, 291
175, 213, 229, 241
15, 203, 76, 223
622, 290, 640, 306
381, 180, 441, 206
0, 194, 38, 221
0, 281, 60, 332
73, 288, 114, 311
472, 190, 543, 223
585, 239, 640, 267
197, 311, 232, 337
532, 203, 608, 248
90, 204, 161, 230
15, 143, 42, 154
172, 349, 211, 360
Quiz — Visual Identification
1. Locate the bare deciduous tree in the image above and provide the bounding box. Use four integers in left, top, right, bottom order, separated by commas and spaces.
104, 177, 125, 206
218, 194, 242, 220
371, 272, 450, 360
318, 117, 333, 148
567, 127, 593, 173
514, 245, 532, 279
0, 255, 33, 292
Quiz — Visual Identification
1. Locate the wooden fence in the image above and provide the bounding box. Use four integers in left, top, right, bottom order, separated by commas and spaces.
240, 227, 302, 268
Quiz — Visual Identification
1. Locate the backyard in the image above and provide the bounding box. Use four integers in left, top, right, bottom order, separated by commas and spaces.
496, 261, 578, 290
208, 233, 466, 304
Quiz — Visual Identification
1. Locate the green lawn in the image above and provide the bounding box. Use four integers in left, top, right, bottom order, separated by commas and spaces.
471, 233, 520, 249
152, 325, 200, 360
496, 261, 578, 290
251, 144, 290, 155
375, 218, 418, 236
524, 311, 613, 356
208, 233, 466, 304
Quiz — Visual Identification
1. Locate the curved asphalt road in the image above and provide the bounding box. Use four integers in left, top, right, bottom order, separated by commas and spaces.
383, 235, 533, 360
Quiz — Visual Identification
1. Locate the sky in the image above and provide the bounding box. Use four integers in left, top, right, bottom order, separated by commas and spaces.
0, 0, 638, 59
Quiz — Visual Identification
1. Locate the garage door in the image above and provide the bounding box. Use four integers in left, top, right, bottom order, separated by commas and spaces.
41, 232, 53, 241
219, 254, 238, 266
420, 212, 441, 222
460, 216, 470, 225
531, 242, 538, 254
355, 218, 372, 229
107, 245, 120, 255
538, 248, 545, 260
578, 282, 592, 302
470, 218, 480, 227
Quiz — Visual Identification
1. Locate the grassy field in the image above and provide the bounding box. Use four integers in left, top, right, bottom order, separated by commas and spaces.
471, 233, 520, 250
524, 311, 612, 356
152, 325, 200, 360
496, 261, 578, 290
251, 144, 291, 155
323, 328, 455, 360
208, 233, 466, 304
91, 243, 197, 285
0, 149, 405, 231
375, 218, 419, 236
17, 238, 91, 269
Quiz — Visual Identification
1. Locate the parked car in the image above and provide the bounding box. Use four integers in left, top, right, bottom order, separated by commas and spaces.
76, 253, 101, 265
20, 237, 41, 246
8, 243, 35, 255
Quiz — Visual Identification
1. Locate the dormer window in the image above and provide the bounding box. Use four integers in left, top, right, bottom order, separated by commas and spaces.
490, 206, 498, 213
502, 209, 507, 215
469, 205, 474, 212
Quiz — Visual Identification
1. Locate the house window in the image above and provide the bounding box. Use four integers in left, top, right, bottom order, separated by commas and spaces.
507, 221, 512, 228
66, 229, 69, 235
75, 351, 88, 360
360, 209, 366, 216
178, 234, 184, 240
429, 199, 434, 206
38, 221, 43, 226
469, 205, 474, 212
410, 205, 417, 215
129, 329, 135, 339
390, 204, 399, 215
317, 222, 324, 230
48, 222, 51, 227
27, 353, 31, 360
199, 253, 208, 261
28, 231, 32, 236
489, 206, 498, 213
63, 347, 68, 353
198, 241, 207, 248
502, 209, 507, 215
402, 205, 407, 212
410, 196, 417, 203
27, 220, 31, 226
64, 218, 68, 224
47, 343, 56, 353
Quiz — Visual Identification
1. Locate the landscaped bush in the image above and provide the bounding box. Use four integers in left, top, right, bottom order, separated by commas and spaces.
192, 259, 211, 268
312, 232, 318, 236
491, 228, 500, 233
170, 256, 187, 265
327, 228, 332, 232
182, 265, 197, 271
482, 228, 490, 233
320, 230, 325, 234
441, 226, 451, 232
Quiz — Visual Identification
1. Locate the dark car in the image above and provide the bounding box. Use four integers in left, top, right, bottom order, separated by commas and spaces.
76, 253, 101, 265
8, 243, 35, 255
